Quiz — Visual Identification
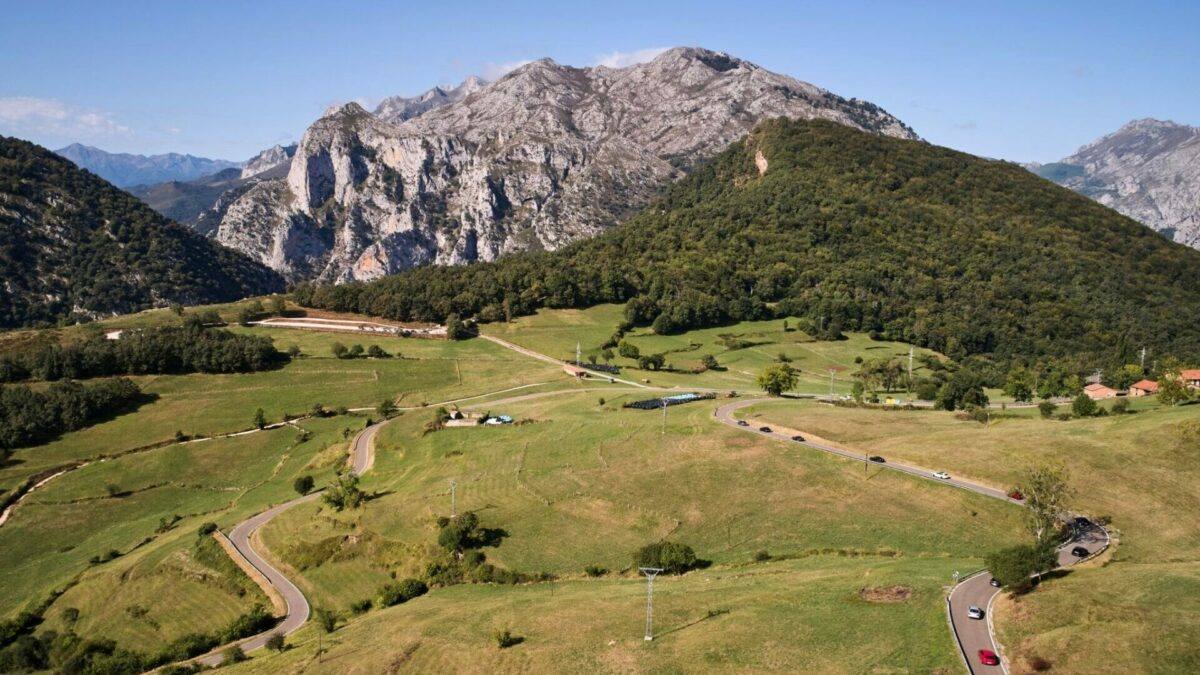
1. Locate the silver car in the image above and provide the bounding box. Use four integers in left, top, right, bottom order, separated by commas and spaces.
967, 605, 984, 620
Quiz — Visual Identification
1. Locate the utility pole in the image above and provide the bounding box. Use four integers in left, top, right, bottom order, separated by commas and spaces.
908, 346, 914, 392
450, 479, 457, 518
1140, 346, 1147, 371
640, 567, 664, 641
576, 342, 582, 367
661, 398, 667, 435
828, 369, 835, 399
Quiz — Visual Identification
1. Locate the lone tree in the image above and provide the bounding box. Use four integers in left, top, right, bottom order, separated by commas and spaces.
265, 633, 285, 652
293, 475, 314, 496
378, 398, 397, 418
1004, 367, 1035, 402
322, 474, 365, 511
985, 542, 1058, 593
633, 541, 699, 574
617, 340, 640, 360
330, 342, 348, 359
315, 608, 338, 633
1017, 464, 1072, 545
1071, 393, 1098, 417
253, 407, 267, 429
757, 363, 798, 396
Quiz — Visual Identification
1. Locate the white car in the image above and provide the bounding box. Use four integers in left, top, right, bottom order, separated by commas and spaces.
967, 605, 984, 620
933, 471, 950, 480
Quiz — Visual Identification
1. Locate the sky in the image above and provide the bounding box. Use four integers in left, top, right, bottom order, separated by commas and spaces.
1, 1, 1196, 163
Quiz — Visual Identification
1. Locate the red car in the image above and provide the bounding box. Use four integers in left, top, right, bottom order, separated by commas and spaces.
978, 649, 1000, 666
1007, 489, 1024, 501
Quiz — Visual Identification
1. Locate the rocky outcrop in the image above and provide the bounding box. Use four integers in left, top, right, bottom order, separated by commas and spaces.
215, 47, 918, 282
1031, 119, 1200, 249
241, 144, 297, 179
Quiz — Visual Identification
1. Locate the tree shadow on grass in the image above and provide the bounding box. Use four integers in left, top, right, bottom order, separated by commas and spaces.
653, 608, 730, 640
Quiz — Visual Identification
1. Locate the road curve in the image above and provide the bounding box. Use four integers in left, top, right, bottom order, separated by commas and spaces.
192, 419, 386, 668
716, 398, 1109, 673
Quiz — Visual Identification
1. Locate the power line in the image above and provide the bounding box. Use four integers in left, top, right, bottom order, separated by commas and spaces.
639, 567, 664, 641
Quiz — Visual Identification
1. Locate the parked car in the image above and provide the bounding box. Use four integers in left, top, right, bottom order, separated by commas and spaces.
978, 649, 1000, 666
868, 455, 885, 463
791, 435, 805, 442
989, 577, 1002, 588
758, 426, 772, 433
1007, 489, 1024, 500
967, 605, 984, 620
737, 420, 749, 427
1073, 516, 1092, 529
933, 471, 950, 480
1071, 545, 1090, 557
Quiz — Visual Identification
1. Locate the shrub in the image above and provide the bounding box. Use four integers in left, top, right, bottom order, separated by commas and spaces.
349, 599, 373, 614
378, 579, 428, 607
753, 550, 771, 562
598, 397, 606, 406
633, 541, 699, 574
253, 408, 266, 429
1071, 393, 1098, 417
985, 543, 1057, 593
222, 645, 247, 665
265, 633, 285, 652
293, 475, 314, 495
1027, 655, 1052, 672
197, 522, 218, 536
315, 608, 338, 633
494, 629, 522, 649
1038, 400, 1056, 418
584, 565, 607, 577
915, 380, 939, 401
1110, 398, 1129, 415
378, 399, 397, 417
367, 344, 389, 358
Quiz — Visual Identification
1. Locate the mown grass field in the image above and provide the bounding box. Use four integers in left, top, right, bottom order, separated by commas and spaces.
741, 398, 1200, 673
247, 388, 1025, 671
481, 305, 941, 393
0, 414, 359, 649
226, 555, 978, 674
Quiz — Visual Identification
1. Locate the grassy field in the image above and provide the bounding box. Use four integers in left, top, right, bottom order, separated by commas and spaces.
226, 555, 977, 674
243, 389, 1026, 671
482, 305, 941, 393
740, 398, 1200, 673
0, 328, 564, 496
0, 414, 361, 649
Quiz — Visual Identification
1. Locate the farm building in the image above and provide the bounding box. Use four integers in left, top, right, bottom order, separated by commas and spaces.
1083, 382, 1119, 400
1182, 369, 1200, 389
1128, 379, 1159, 397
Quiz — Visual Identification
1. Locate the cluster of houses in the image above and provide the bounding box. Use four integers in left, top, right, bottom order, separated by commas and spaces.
1083, 369, 1200, 400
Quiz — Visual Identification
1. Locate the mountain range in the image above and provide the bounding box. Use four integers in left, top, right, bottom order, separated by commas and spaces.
55, 143, 241, 188
206, 47, 917, 282
1030, 119, 1200, 249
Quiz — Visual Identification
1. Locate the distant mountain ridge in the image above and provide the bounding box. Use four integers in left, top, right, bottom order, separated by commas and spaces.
1030, 119, 1200, 249
211, 47, 918, 282
1, 136, 284, 329
55, 143, 240, 188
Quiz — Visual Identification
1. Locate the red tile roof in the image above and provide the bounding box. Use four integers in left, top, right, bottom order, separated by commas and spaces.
1181, 369, 1200, 381
1130, 379, 1158, 392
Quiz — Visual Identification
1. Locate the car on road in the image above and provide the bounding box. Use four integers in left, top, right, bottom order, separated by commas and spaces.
791, 435, 805, 442
1007, 489, 1024, 500
967, 605, 984, 619
978, 649, 1000, 666
1071, 545, 1090, 557
868, 455, 885, 463
759, 426, 772, 433
737, 420, 749, 427
1073, 516, 1092, 528
989, 577, 1002, 588
933, 471, 950, 480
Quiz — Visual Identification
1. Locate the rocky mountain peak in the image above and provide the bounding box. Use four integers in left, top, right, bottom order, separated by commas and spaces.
214, 46, 919, 282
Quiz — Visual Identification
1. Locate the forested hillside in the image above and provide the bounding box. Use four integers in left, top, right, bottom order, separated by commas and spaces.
295, 118, 1200, 368
0, 136, 284, 329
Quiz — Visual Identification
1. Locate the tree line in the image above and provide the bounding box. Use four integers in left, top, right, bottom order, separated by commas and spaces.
0, 378, 145, 455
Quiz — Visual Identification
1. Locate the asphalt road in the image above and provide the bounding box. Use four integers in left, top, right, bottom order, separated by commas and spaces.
715, 398, 1109, 674
192, 419, 386, 668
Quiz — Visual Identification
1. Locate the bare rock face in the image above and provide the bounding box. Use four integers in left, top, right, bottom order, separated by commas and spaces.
241, 143, 297, 179
215, 47, 918, 282
1031, 119, 1200, 249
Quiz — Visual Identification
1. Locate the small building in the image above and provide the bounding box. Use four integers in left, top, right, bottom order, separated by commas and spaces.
1083, 382, 1119, 400
1128, 379, 1159, 397
1182, 369, 1200, 389
563, 364, 588, 378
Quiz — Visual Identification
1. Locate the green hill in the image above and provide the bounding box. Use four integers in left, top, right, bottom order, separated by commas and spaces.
297, 118, 1200, 368
0, 136, 283, 329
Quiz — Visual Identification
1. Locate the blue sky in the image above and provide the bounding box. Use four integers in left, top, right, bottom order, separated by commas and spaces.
1, 1, 1195, 162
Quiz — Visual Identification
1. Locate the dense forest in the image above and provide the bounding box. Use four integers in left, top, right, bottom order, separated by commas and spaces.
294, 118, 1200, 368
0, 377, 144, 454
0, 323, 285, 383
0, 136, 283, 329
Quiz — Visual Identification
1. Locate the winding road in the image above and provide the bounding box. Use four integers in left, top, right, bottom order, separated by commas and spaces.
715, 398, 1109, 673
192, 419, 386, 667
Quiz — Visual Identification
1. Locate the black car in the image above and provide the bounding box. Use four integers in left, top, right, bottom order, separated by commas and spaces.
989, 577, 1002, 588
1073, 516, 1092, 529
737, 420, 750, 427
791, 435, 805, 442
1071, 546, 1090, 557
759, 426, 772, 433
868, 455, 885, 463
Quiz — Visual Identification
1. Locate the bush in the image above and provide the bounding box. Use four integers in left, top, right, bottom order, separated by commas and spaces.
222, 645, 247, 665
378, 579, 428, 607
584, 565, 607, 577
367, 344, 389, 358
1038, 400, 1056, 418
1111, 398, 1130, 415
915, 380, 939, 401
753, 550, 771, 562
1071, 393, 1098, 417
293, 475, 314, 495
315, 608, 338, 633
985, 543, 1058, 593
494, 629, 522, 649
197, 522, 218, 536
633, 541, 700, 574
349, 599, 373, 614
265, 633, 285, 652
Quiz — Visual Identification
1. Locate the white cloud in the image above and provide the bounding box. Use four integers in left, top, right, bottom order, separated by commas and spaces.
481, 59, 534, 80
0, 96, 131, 139
593, 47, 669, 69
